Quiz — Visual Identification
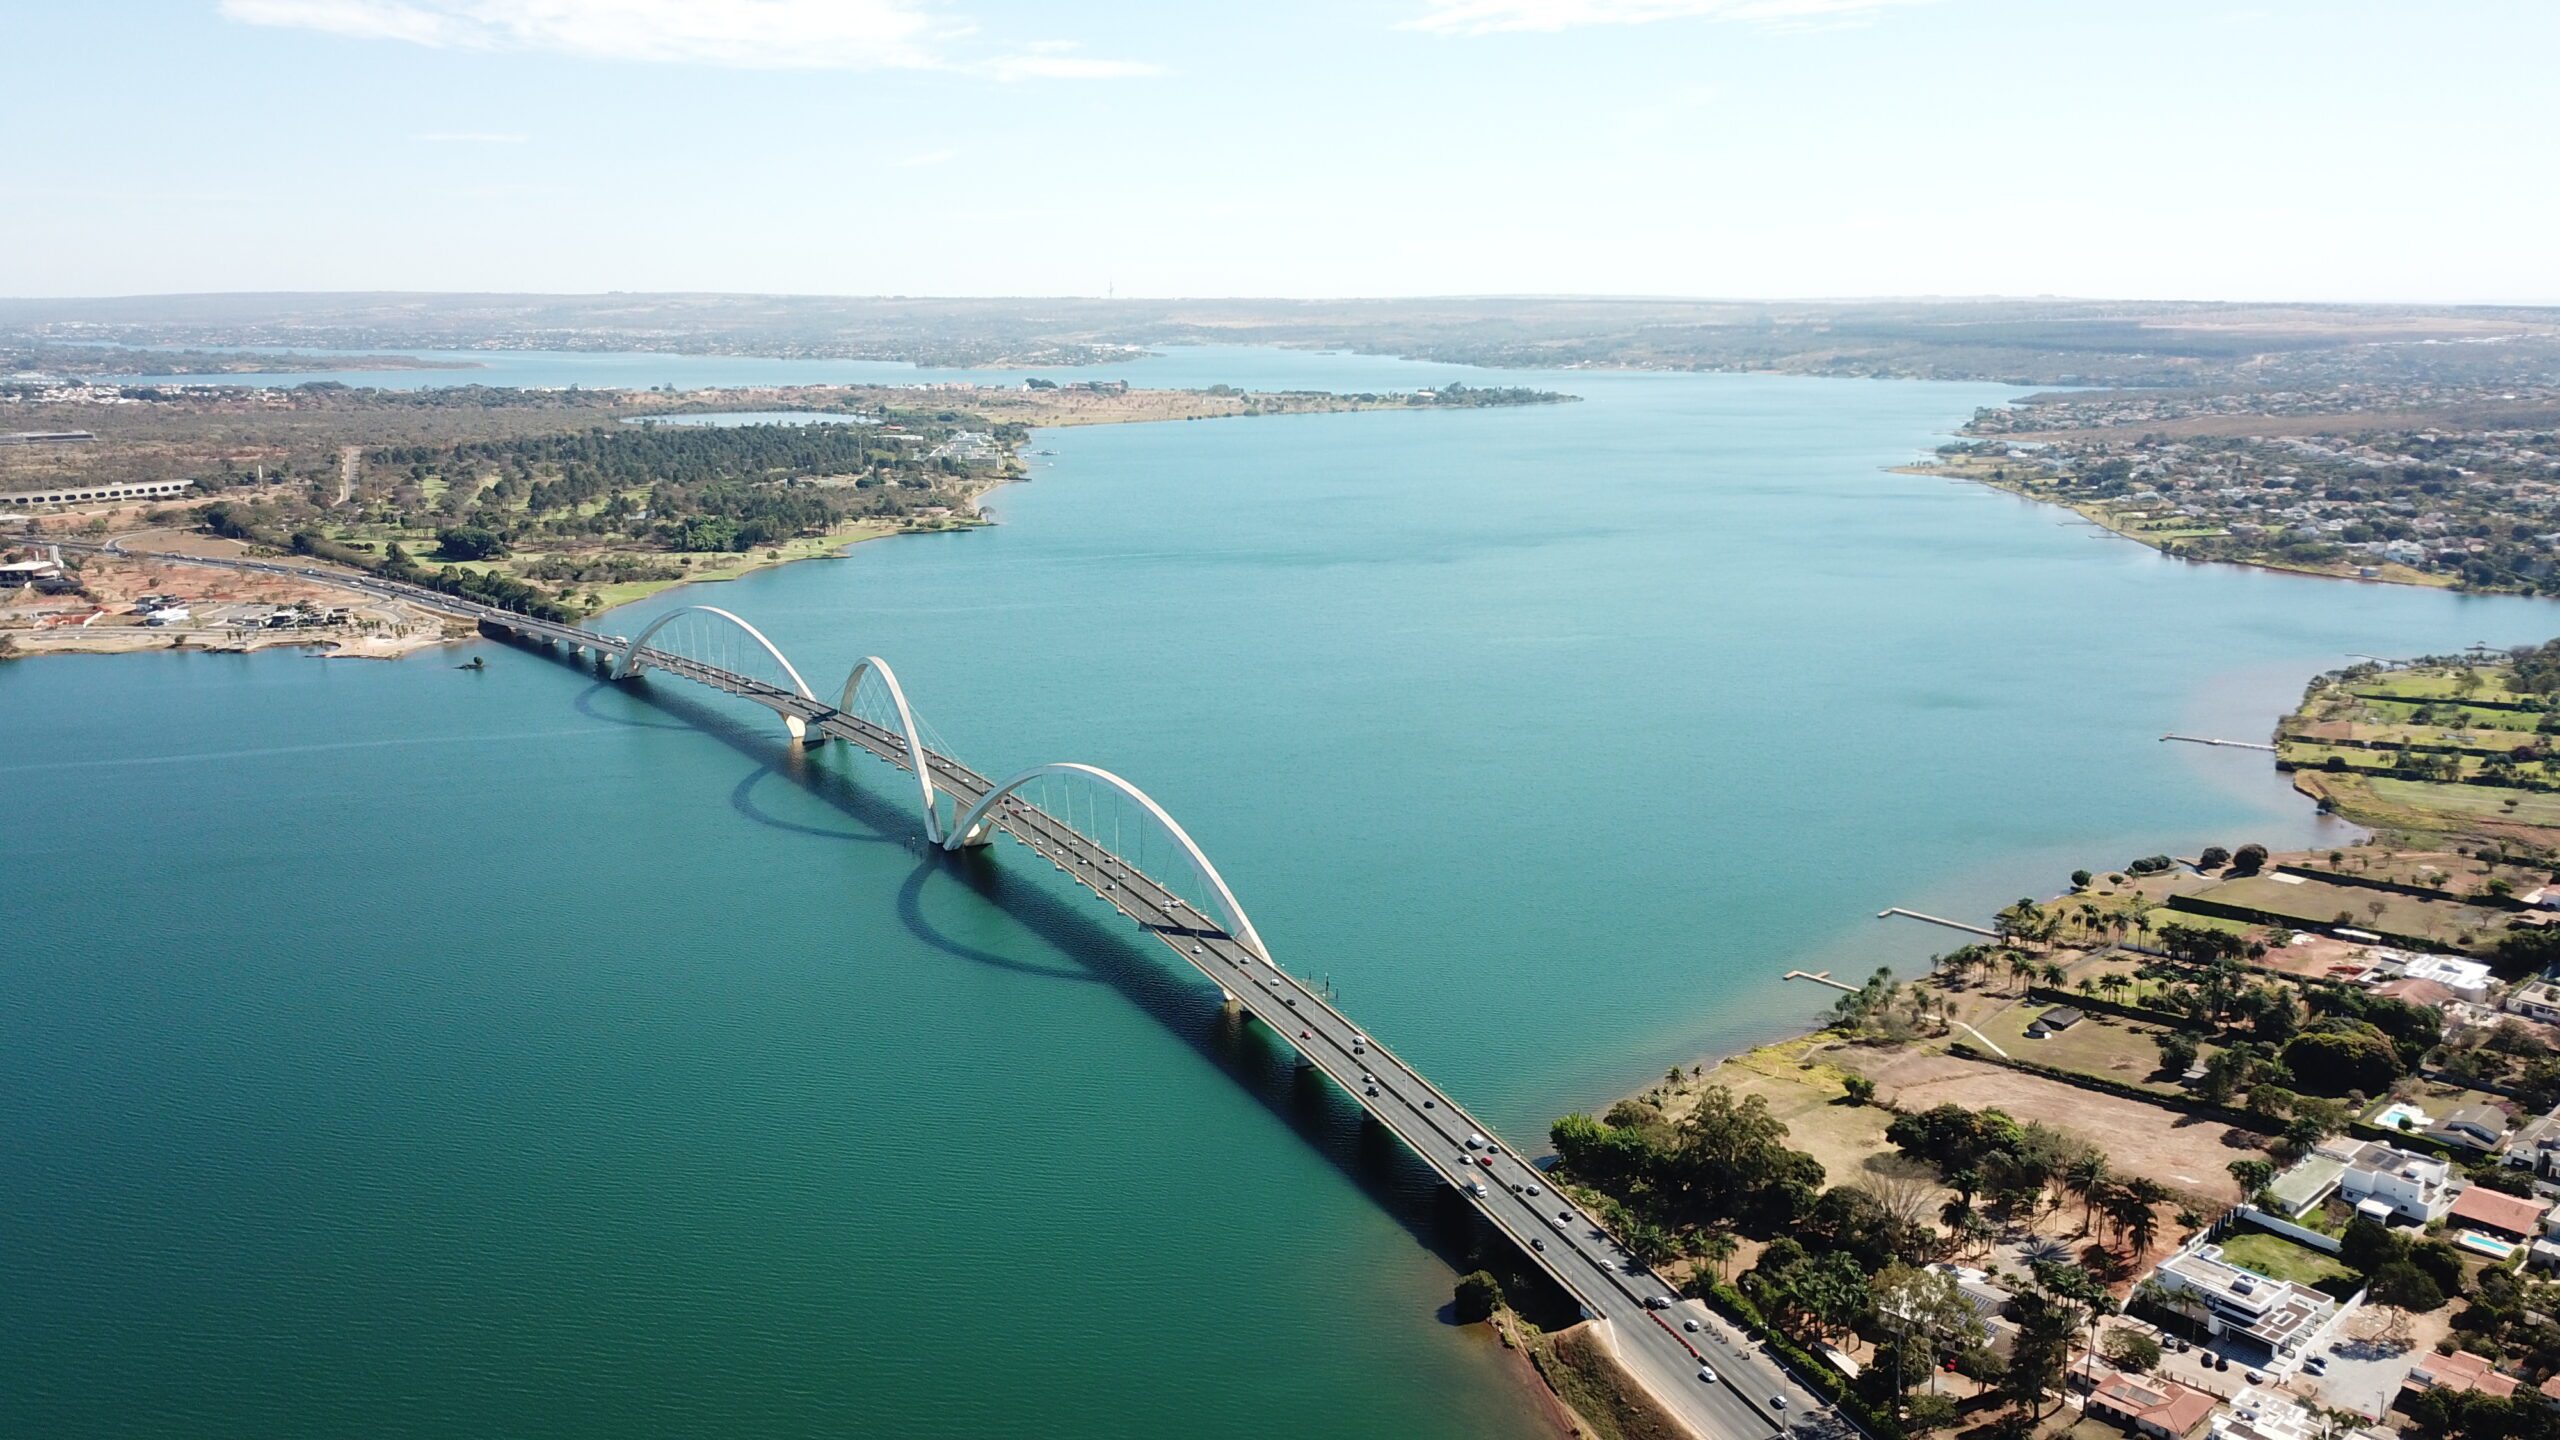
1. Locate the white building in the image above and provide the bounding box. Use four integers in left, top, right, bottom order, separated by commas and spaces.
2149, 1245, 2339, 1372
2508, 979, 2560, 1024
2211, 1394, 2320, 1440
2338, 1141, 2456, 1224
2370, 949, 2495, 1003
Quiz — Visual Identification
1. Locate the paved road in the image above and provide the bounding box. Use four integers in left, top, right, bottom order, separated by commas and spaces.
68, 544, 1836, 1440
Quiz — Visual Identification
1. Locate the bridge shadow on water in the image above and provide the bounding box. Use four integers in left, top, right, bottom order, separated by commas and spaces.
523, 641, 1576, 1326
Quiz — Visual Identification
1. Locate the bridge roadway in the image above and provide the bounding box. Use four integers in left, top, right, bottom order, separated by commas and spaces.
72, 546, 1817, 1440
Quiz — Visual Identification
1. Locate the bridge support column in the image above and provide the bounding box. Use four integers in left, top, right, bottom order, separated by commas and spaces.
785, 714, 807, 742
1220, 988, 1234, 1004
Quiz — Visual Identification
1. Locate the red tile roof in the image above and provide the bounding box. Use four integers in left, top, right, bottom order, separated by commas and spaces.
2449, 1186, 2551, 1238
2090, 1374, 2218, 1437
2409, 1350, 2519, 1399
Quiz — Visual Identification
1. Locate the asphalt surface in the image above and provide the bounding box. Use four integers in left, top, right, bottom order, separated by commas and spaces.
76, 545, 1835, 1440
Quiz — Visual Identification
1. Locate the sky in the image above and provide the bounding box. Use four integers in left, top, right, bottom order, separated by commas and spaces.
4, 0, 2556, 304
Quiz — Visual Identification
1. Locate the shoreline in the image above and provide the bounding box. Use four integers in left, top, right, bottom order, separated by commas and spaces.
1893, 459, 2457, 592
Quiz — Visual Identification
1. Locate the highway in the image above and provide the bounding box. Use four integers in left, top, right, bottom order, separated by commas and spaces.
63, 543, 1831, 1440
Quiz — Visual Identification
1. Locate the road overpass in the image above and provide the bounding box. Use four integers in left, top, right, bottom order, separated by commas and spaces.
59, 544, 1829, 1440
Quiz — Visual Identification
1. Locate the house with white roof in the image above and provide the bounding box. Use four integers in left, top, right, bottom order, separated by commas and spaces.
2338, 1141, 2456, 1224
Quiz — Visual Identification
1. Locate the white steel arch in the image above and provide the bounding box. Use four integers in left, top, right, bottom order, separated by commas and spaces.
945, 762, 1270, 961
612, 605, 816, 700
836, 656, 942, 846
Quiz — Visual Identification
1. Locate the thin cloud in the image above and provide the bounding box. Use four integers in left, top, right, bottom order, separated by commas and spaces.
893, 148, 957, 168
978, 51, 1165, 82
217, 0, 1156, 75
416, 130, 528, 143
1402, 0, 1931, 35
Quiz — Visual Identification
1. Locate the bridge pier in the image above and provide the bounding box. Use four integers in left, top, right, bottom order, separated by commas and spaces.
785, 714, 807, 742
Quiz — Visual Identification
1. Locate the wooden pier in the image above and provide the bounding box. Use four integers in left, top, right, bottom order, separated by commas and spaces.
1875, 908, 1998, 938
2160, 733, 2277, 753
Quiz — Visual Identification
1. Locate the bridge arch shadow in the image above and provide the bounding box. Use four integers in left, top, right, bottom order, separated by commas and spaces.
496, 627, 1578, 1321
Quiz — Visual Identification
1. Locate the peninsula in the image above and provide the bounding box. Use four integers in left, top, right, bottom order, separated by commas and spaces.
0, 376, 1569, 657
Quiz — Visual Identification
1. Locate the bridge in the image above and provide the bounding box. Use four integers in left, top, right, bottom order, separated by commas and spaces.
66, 545, 1818, 1440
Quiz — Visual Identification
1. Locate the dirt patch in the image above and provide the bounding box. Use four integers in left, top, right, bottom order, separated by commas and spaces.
1496, 1311, 1599, 1439
1526, 1321, 1694, 1440
1848, 1049, 2256, 1209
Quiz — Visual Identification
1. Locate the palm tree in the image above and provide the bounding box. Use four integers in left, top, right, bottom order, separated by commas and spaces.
2063, 1154, 2111, 1232
2007, 951, 2038, 994
2111, 1178, 2169, 1260
2099, 973, 2131, 1003
1696, 1227, 1738, 1283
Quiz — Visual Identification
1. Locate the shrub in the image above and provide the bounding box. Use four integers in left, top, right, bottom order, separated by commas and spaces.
2280, 1022, 2404, 1095
1453, 1270, 1504, 1324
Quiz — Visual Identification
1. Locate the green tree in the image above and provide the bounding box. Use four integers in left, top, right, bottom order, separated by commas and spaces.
433, 524, 508, 561
2156, 1030, 2201, 1076
2371, 1260, 2446, 1315
1905, 1392, 1960, 1435
1871, 1262, 1990, 1413
1453, 1270, 1504, 1324
2101, 1328, 2163, 1373
2281, 1021, 2405, 1095
2228, 1158, 2276, 1198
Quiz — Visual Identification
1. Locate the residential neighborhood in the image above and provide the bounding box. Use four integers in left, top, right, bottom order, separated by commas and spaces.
1918, 383, 2560, 595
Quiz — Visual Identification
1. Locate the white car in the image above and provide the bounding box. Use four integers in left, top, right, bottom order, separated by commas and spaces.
1466, 1133, 1486, 1150
1697, 1367, 1718, 1385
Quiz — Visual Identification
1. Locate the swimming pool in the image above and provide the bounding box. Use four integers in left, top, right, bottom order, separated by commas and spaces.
2372, 1102, 2431, 1133
2458, 1231, 2516, 1260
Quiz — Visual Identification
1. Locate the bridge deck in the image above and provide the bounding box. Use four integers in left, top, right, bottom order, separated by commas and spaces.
68, 545, 1806, 1440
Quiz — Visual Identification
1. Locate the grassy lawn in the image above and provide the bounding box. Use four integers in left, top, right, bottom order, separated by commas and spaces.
2367, 777, 2560, 828
2217, 1229, 2355, 1289
2351, 669, 2526, 705
1976, 1004, 2189, 1088
2196, 871, 2504, 945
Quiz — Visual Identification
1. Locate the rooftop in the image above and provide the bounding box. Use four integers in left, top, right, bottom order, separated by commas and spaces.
2267, 1153, 2346, 1214
2212, 1394, 2320, 1440
2091, 1373, 2217, 1437
2406, 1349, 2518, 1399
2154, 1247, 2336, 1353
2342, 1140, 2452, 1183
2448, 1185, 2550, 1237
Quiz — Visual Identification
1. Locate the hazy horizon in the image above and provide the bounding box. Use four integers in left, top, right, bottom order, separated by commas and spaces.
6, 1, 2556, 305
8, 289, 2559, 312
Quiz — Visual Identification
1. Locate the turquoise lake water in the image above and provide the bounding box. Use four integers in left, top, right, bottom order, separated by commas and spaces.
8, 347, 2559, 1438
